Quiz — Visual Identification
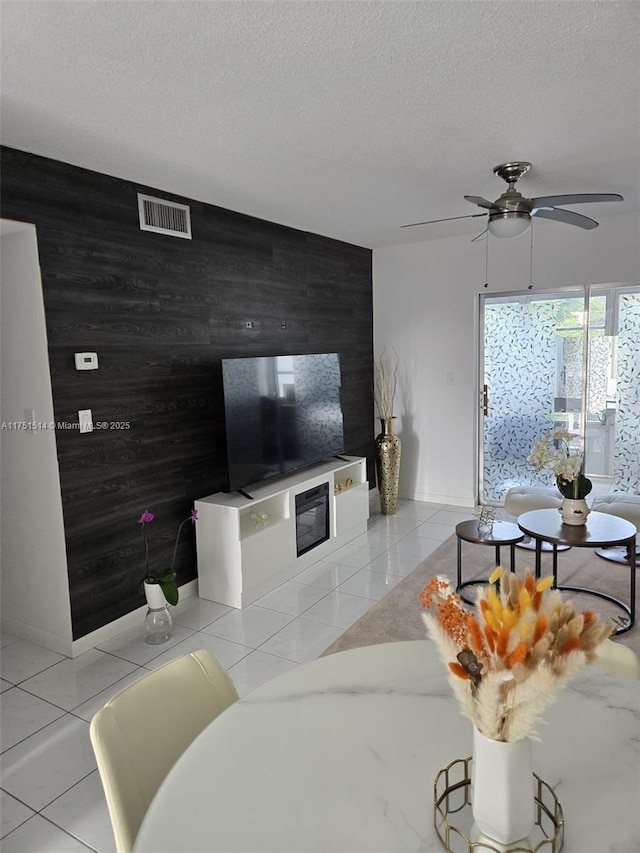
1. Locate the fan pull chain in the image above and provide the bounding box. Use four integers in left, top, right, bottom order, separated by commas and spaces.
483, 235, 490, 288
528, 220, 534, 290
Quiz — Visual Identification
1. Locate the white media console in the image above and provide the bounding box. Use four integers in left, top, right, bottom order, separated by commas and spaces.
195, 456, 369, 608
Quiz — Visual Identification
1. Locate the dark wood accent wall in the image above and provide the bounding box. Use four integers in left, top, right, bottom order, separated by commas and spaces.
1, 147, 374, 640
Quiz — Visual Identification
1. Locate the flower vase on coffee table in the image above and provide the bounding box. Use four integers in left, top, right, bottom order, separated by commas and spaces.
559, 498, 590, 526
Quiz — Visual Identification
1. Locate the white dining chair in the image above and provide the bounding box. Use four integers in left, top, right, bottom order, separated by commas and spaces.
592, 493, 640, 563
592, 638, 640, 680
89, 649, 239, 853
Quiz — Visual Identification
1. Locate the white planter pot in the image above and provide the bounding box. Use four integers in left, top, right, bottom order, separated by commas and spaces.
559, 498, 590, 526
472, 726, 535, 845
143, 581, 167, 609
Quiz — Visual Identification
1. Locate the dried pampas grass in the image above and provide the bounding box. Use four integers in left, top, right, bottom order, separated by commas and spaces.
419, 569, 614, 742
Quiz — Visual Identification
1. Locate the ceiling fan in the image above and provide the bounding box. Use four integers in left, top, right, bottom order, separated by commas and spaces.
402, 162, 623, 240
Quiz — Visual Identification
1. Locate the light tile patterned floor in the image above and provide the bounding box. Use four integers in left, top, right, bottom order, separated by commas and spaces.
0, 496, 474, 852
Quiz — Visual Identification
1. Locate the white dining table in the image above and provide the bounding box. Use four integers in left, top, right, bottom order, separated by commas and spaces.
134, 640, 640, 853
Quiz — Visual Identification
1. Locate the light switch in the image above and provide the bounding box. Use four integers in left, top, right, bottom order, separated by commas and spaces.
24, 408, 35, 436
78, 409, 93, 433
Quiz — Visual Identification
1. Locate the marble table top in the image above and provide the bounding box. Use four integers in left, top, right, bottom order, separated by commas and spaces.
134, 640, 640, 853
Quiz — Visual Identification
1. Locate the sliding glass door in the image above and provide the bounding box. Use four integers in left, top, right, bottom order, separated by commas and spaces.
607, 288, 640, 491
479, 285, 640, 504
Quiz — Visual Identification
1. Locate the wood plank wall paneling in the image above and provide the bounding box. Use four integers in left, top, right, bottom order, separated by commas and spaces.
1, 147, 374, 640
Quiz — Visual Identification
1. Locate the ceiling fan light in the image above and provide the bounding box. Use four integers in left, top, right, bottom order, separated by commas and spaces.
487, 212, 531, 238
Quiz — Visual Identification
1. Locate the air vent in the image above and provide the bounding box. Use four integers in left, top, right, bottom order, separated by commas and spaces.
137, 194, 192, 239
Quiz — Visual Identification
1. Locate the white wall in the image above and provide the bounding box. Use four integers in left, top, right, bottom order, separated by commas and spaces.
373, 212, 640, 507
0, 221, 73, 653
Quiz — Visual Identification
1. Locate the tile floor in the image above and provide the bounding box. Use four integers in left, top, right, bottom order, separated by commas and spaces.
0, 496, 478, 852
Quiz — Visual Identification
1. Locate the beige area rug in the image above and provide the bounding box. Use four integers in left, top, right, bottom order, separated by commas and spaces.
321, 533, 640, 661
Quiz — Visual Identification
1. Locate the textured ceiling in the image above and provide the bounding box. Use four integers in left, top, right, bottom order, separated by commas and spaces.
1, 0, 639, 248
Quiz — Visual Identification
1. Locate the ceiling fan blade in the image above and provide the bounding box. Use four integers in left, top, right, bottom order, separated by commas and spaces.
401, 212, 486, 229
531, 193, 623, 208
464, 195, 497, 210
532, 207, 599, 230
471, 228, 488, 243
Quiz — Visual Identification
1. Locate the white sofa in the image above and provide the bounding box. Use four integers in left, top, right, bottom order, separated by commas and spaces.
504, 486, 569, 552
592, 494, 640, 563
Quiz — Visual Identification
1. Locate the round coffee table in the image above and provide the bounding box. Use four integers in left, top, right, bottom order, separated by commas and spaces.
455, 520, 525, 605
517, 509, 636, 635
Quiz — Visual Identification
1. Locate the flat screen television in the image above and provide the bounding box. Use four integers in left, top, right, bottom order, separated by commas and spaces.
221, 352, 345, 494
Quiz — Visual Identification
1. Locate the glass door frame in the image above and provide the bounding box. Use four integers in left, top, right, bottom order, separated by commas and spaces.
476, 283, 630, 506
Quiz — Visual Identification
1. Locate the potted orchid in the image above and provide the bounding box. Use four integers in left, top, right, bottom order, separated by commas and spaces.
138, 508, 198, 606
528, 427, 592, 525
527, 427, 592, 500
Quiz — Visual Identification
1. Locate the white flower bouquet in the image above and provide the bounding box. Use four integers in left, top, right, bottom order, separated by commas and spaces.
528, 427, 592, 500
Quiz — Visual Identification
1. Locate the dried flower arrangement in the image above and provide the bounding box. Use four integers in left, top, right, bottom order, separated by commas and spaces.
419, 568, 613, 742
374, 348, 399, 420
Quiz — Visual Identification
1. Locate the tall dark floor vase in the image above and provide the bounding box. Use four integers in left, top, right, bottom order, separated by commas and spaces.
375, 417, 401, 515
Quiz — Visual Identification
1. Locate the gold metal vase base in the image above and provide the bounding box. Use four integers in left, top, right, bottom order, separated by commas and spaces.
375, 417, 401, 515
434, 757, 564, 852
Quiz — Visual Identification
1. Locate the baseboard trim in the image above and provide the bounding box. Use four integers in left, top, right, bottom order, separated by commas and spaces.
404, 491, 476, 508
3, 580, 199, 658
70, 580, 199, 657
0, 617, 73, 657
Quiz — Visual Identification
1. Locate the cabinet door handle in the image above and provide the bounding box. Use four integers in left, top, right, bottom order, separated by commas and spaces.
483, 385, 489, 417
